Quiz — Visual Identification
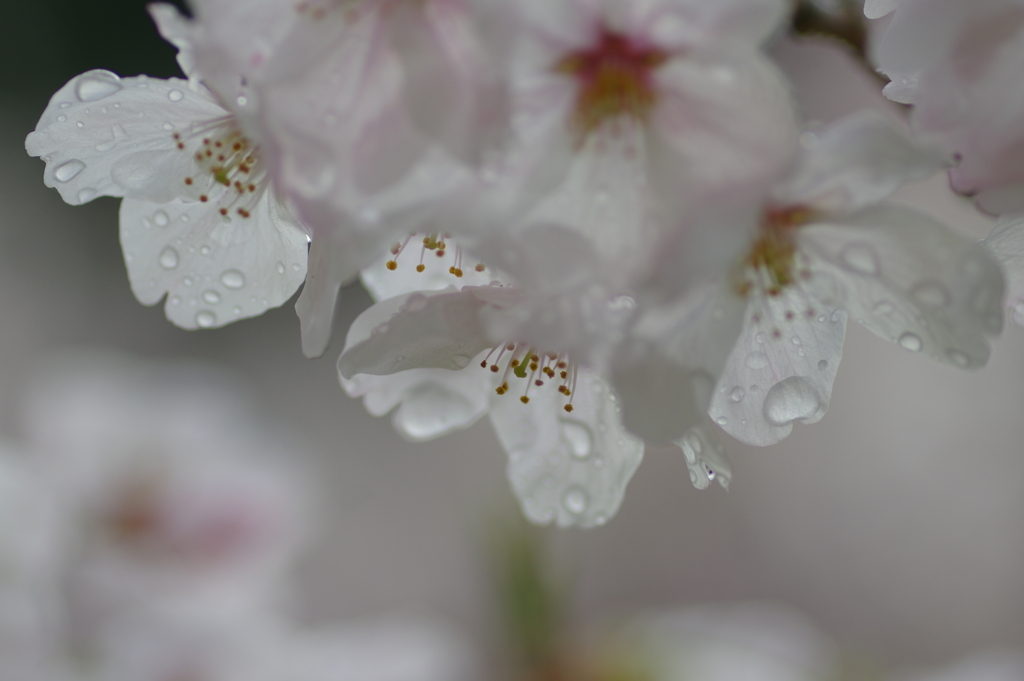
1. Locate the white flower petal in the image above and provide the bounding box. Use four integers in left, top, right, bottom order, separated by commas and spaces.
26, 73, 227, 206
149, 3, 198, 79
801, 204, 1004, 369
709, 286, 847, 446
675, 421, 732, 490
341, 363, 491, 442
489, 369, 643, 529
864, 0, 901, 19
983, 212, 1024, 326
119, 194, 308, 329
772, 111, 945, 215
359, 242, 497, 303
612, 281, 746, 443
338, 289, 494, 378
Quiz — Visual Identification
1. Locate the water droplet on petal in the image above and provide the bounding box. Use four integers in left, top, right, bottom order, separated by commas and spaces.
54, 159, 85, 182
77, 188, 96, 202
169, 296, 181, 306
196, 310, 217, 328
909, 281, 951, 309
946, 348, 970, 367
75, 71, 122, 102
729, 386, 745, 403
745, 352, 769, 370
763, 376, 821, 427
715, 416, 728, 426
839, 243, 880, 275
562, 486, 588, 515
202, 290, 221, 304
57, 114, 67, 123
232, 306, 242, 315
450, 354, 471, 369
404, 293, 428, 312
220, 270, 246, 289
153, 210, 169, 227
200, 246, 210, 256
561, 421, 592, 459
873, 301, 894, 315
158, 247, 179, 269
167, 89, 184, 102
898, 332, 922, 352
817, 359, 828, 370
276, 261, 285, 275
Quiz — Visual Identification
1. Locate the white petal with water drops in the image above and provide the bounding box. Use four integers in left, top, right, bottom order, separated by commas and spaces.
119, 195, 307, 329
710, 285, 846, 446
983, 212, 1024, 329
800, 205, 1003, 369
490, 369, 643, 529
26, 72, 228, 206
676, 422, 732, 490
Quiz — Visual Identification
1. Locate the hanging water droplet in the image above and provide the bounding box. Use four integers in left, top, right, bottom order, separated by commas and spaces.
909, 281, 951, 309
276, 261, 285, 275
54, 159, 86, 182
153, 210, 169, 227
75, 71, 122, 102
745, 352, 769, 370
158, 247, 179, 269
561, 421, 593, 459
817, 359, 828, 370
195, 310, 217, 328
946, 348, 970, 367
898, 332, 922, 352
220, 269, 246, 289
77, 188, 96, 202
202, 290, 221, 304
562, 486, 588, 515
839, 243, 880, 275
729, 386, 745, 403
763, 376, 821, 427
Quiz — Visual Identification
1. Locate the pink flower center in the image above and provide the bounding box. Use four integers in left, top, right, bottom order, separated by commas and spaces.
556, 29, 668, 140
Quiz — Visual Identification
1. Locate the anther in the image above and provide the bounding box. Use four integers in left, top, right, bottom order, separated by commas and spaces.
564, 404, 574, 412
386, 261, 398, 271
416, 264, 425, 272
520, 396, 530, 404
184, 177, 193, 185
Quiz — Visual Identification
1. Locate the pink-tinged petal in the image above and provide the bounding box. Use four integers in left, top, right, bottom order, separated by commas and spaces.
675, 421, 732, 490
490, 368, 643, 529
26, 73, 227, 205
119, 193, 307, 330
801, 204, 1004, 370
983, 212, 1024, 327
612, 281, 746, 443
341, 362, 491, 442
651, 48, 799, 199
772, 111, 945, 215
709, 286, 847, 447
338, 289, 494, 378
387, 0, 509, 164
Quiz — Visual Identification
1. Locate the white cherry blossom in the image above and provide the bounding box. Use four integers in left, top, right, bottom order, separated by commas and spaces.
25, 5, 308, 330
177, 0, 511, 357
874, 0, 1024, 213
338, 286, 646, 527
709, 112, 1005, 446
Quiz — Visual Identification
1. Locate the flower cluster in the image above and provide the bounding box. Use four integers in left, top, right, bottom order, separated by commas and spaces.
26, 0, 1017, 527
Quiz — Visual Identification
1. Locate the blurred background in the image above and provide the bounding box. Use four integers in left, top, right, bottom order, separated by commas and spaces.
3, 1, 1024, 679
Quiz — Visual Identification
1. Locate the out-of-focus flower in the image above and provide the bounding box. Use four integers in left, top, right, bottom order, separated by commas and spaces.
874, 0, 1024, 213
708, 112, 1004, 445
983, 212, 1024, 327
892, 651, 1024, 681
24, 352, 308, 624
24, 5, 308, 329
596, 602, 839, 681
